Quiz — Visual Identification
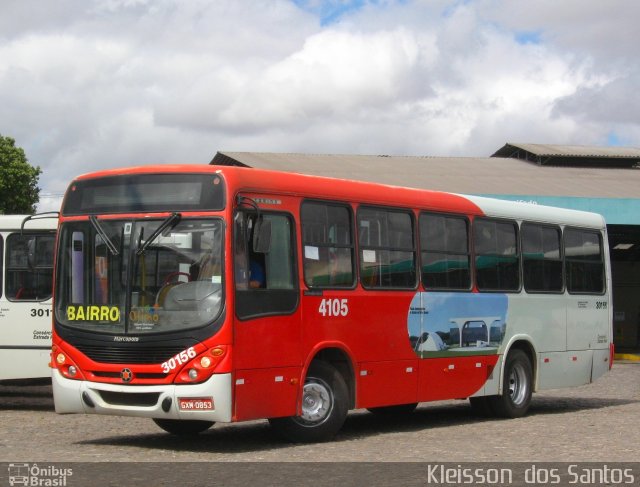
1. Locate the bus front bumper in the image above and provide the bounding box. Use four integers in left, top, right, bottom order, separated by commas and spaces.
52, 370, 232, 422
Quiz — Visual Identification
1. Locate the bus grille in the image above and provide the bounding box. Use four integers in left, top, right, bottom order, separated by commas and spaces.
74, 344, 186, 364
98, 390, 160, 407
92, 371, 169, 380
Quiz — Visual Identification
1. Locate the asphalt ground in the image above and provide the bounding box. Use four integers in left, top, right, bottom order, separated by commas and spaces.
1, 362, 638, 465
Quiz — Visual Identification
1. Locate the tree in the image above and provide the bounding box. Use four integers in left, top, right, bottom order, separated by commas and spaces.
0, 134, 42, 214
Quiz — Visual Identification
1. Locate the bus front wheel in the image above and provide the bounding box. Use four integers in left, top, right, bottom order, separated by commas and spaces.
269, 361, 348, 443
489, 349, 533, 418
153, 418, 214, 435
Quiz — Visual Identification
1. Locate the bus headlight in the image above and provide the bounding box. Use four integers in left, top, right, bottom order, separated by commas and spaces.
68, 365, 77, 377
56, 353, 66, 364
188, 369, 198, 381
200, 356, 212, 368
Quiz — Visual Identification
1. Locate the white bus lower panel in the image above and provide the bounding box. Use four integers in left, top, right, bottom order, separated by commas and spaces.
52, 370, 232, 422
537, 350, 594, 390
0, 349, 51, 381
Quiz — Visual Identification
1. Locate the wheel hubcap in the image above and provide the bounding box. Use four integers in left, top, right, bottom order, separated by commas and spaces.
508, 362, 528, 406
298, 378, 333, 425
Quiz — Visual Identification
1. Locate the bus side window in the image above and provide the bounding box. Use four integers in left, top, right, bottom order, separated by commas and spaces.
565, 228, 604, 294
474, 218, 520, 292
522, 223, 562, 293
358, 207, 416, 289
263, 215, 295, 290
6, 233, 55, 301
234, 210, 298, 320
235, 212, 295, 291
301, 201, 355, 288
420, 212, 471, 290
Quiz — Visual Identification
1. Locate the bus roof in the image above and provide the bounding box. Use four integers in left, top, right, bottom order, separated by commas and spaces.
0, 214, 58, 231
464, 194, 606, 229
69, 164, 606, 229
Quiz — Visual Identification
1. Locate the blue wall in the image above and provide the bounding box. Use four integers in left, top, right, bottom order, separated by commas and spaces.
478, 195, 640, 225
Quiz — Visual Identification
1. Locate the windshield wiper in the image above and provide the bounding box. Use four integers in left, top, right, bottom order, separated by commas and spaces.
89, 215, 120, 256
136, 212, 182, 255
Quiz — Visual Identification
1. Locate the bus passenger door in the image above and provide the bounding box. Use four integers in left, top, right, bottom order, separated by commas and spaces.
232, 209, 302, 421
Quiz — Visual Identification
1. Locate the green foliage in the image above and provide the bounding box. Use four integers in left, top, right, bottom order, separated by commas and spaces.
0, 134, 42, 214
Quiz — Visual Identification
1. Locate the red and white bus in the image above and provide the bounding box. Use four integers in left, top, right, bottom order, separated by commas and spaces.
51, 165, 613, 441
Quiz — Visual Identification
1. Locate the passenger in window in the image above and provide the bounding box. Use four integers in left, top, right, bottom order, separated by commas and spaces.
249, 258, 265, 289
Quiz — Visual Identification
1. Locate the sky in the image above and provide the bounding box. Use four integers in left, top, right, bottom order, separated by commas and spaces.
1, 0, 639, 212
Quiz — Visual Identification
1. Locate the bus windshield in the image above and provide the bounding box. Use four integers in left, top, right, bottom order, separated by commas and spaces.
55, 217, 223, 334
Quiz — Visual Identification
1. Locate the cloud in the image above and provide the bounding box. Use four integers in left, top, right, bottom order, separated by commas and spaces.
554, 74, 640, 126
0, 0, 638, 212
154, 27, 436, 133
477, 0, 640, 65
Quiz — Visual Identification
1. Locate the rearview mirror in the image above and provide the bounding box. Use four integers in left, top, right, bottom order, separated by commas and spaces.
253, 217, 272, 254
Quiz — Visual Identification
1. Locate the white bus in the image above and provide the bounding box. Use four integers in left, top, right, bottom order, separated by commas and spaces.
0, 214, 57, 382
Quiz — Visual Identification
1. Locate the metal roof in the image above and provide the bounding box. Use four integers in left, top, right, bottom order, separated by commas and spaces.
492, 143, 640, 167
211, 151, 640, 198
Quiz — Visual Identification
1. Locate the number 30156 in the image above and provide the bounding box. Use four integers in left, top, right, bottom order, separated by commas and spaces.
161, 347, 197, 373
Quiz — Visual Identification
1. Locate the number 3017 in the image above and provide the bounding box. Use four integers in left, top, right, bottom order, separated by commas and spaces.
318, 298, 349, 317
30, 308, 51, 317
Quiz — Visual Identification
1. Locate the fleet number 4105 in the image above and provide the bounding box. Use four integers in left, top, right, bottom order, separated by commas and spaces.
318, 298, 349, 317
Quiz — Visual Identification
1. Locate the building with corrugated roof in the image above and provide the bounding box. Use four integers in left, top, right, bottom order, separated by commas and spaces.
211, 143, 640, 353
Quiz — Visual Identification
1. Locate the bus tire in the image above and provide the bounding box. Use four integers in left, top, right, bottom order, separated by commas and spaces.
152, 418, 214, 435
489, 349, 532, 418
367, 403, 418, 416
269, 361, 348, 443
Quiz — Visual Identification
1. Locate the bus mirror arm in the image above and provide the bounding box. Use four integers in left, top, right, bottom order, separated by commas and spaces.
20, 212, 59, 269
20, 211, 60, 235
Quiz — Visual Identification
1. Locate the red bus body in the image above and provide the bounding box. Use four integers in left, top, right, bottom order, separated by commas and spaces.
51, 164, 612, 441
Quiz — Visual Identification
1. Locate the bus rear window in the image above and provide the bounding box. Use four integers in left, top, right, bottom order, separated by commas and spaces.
565, 228, 604, 294
62, 173, 225, 215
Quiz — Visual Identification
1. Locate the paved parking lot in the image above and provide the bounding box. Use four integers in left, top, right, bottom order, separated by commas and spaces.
1, 363, 638, 463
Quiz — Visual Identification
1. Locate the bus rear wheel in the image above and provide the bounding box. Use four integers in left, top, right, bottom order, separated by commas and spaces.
488, 349, 532, 418
269, 361, 348, 443
153, 418, 215, 435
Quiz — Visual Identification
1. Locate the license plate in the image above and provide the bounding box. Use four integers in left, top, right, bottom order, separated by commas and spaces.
178, 397, 214, 411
